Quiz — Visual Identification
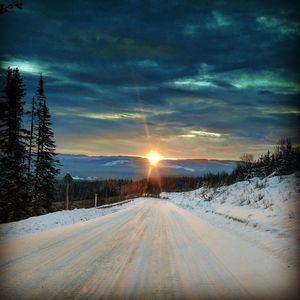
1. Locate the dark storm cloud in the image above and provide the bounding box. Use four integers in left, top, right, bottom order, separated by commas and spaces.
0, 0, 299, 158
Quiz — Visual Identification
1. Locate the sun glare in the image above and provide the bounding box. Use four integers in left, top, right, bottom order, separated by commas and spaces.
146, 151, 163, 167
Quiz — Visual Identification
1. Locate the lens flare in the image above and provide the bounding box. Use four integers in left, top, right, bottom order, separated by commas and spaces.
146, 151, 163, 167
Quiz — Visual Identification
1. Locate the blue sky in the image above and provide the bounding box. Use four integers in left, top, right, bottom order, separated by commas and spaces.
0, 0, 299, 159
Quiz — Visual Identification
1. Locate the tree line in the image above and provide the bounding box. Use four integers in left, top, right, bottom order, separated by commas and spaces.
54, 138, 300, 207
235, 138, 300, 181
187, 139, 300, 188
0, 68, 59, 223
54, 176, 202, 205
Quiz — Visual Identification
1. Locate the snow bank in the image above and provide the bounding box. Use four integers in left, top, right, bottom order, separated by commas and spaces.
161, 173, 299, 232
161, 173, 300, 263
0, 198, 144, 241
1, 173, 298, 264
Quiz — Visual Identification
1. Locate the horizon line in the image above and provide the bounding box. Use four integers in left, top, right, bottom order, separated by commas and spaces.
56, 152, 239, 162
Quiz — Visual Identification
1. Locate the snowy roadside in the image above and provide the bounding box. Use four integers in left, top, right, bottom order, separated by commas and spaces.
0, 198, 145, 241
1, 173, 299, 265
161, 173, 300, 265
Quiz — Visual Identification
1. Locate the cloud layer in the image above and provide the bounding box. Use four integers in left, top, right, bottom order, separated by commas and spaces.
0, 1, 299, 159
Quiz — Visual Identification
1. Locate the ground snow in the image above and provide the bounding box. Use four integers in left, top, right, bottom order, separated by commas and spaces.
161, 173, 300, 264
1, 173, 299, 264
0, 198, 144, 241
161, 173, 299, 233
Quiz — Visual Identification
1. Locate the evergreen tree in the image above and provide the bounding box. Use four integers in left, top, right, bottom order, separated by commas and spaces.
27, 96, 37, 174
26, 95, 39, 209
270, 153, 276, 173
282, 138, 293, 174
263, 150, 271, 176
0, 68, 30, 222
274, 138, 285, 174
34, 75, 59, 214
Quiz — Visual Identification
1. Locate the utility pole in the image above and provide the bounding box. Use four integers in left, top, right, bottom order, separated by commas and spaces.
95, 193, 98, 207
64, 173, 73, 210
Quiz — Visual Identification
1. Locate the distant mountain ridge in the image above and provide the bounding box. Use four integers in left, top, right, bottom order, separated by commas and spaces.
57, 154, 238, 180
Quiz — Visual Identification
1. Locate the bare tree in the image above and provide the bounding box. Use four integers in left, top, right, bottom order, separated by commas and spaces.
0, 2, 23, 15
240, 153, 254, 164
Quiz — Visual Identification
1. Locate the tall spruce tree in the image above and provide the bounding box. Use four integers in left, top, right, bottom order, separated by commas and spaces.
27, 96, 37, 174
0, 68, 30, 222
282, 138, 293, 174
34, 75, 59, 214
26, 95, 39, 208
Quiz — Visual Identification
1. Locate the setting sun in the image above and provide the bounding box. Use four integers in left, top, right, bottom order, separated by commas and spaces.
146, 151, 163, 167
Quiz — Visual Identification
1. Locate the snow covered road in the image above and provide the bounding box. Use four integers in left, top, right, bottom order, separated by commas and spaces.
0, 199, 297, 299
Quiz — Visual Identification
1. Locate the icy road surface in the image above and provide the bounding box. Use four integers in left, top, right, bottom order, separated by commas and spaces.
0, 199, 297, 299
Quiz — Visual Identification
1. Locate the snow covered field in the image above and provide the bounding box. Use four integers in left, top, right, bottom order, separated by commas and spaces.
0, 198, 145, 240
162, 173, 300, 265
